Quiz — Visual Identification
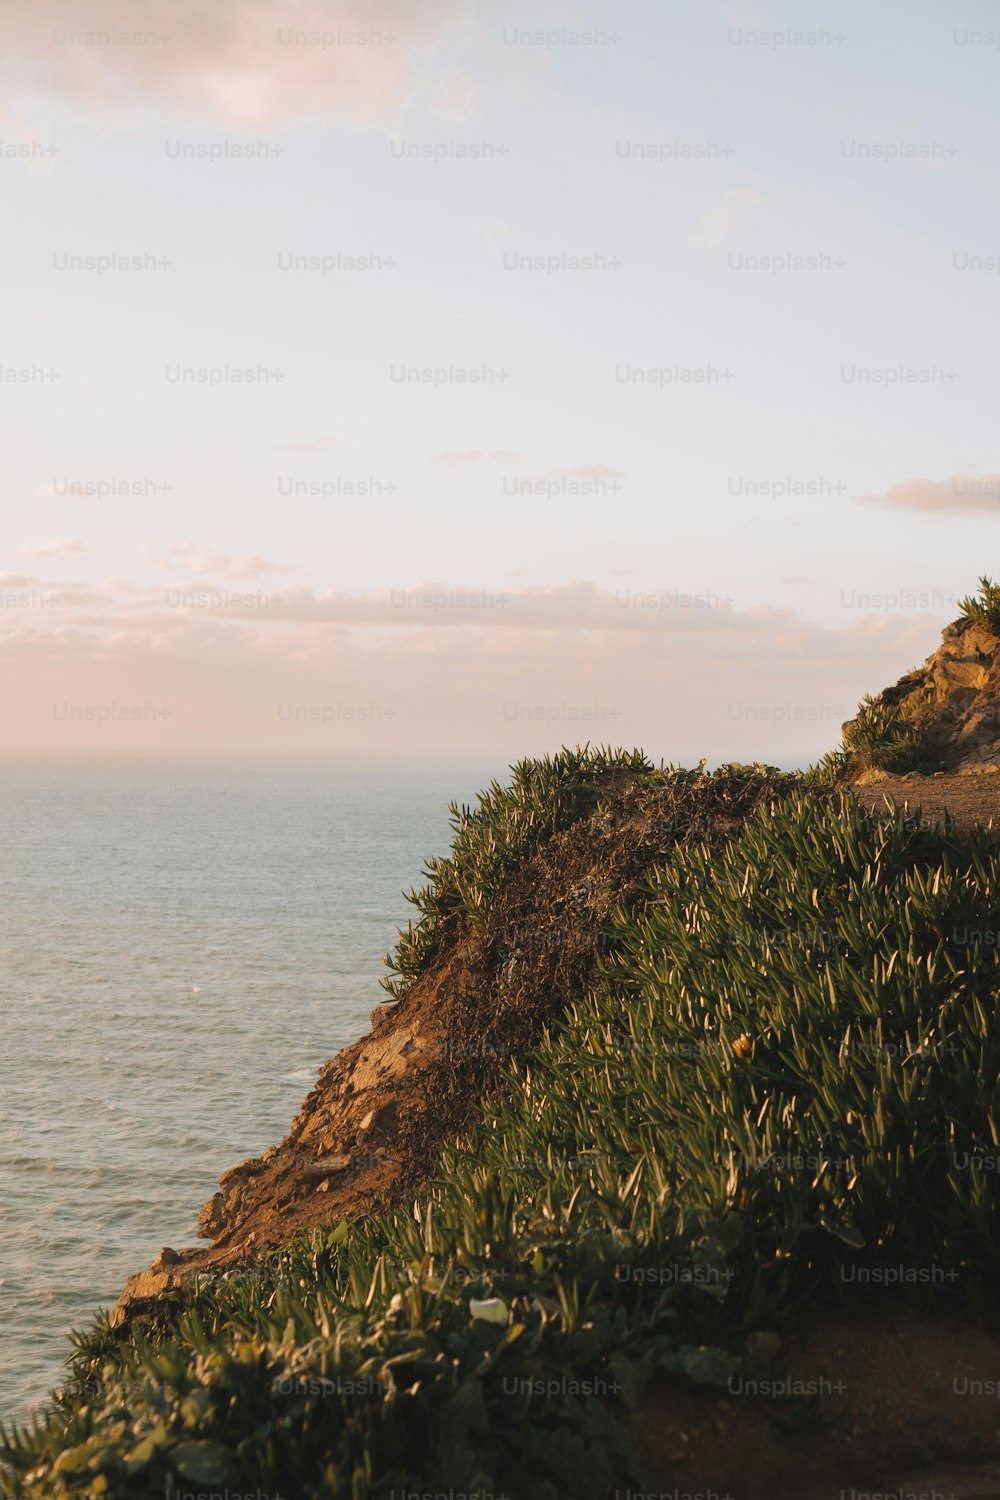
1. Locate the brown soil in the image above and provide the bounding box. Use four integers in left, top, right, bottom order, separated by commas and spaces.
630, 1306, 1000, 1500
852, 769, 1000, 838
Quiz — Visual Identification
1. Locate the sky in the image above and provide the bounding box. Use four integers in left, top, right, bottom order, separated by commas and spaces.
2, 0, 998, 764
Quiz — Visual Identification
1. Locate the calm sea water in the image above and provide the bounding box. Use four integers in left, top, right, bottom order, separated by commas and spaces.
0, 759, 502, 1424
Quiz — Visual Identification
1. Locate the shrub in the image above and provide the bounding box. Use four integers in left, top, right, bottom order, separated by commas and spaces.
381, 745, 652, 997
841, 693, 932, 774
812, 693, 935, 783
958, 574, 1000, 631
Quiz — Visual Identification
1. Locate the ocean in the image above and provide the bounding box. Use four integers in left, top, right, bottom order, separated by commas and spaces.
0, 759, 502, 1424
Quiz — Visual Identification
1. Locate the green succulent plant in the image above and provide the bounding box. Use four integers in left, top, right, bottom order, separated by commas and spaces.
6, 781, 1000, 1499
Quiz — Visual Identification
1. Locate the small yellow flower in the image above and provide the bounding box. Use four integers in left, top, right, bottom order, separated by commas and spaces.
732, 1033, 753, 1059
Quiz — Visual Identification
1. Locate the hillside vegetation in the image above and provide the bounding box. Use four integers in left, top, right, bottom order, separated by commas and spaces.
4, 737, 1000, 1498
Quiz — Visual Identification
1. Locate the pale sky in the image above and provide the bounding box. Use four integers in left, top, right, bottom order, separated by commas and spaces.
2, 0, 998, 763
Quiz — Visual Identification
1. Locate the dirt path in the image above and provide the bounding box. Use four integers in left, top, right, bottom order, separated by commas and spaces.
852, 769, 1000, 837
632, 1305, 1000, 1500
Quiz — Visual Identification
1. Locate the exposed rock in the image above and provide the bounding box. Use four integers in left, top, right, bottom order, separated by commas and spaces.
847, 619, 1000, 779
110, 1267, 185, 1327
853, 768, 899, 787
198, 1191, 226, 1239
299, 1155, 352, 1175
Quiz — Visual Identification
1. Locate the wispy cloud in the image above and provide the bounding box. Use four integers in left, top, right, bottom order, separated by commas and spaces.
0, 578, 943, 761
430, 68, 475, 120
279, 437, 343, 453
857, 473, 1000, 514
547, 465, 624, 480
686, 188, 765, 249
21, 537, 88, 559
171, 545, 290, 580
431, 449, 483, 465
431, 450, 523, 465
0, 0, 466, 129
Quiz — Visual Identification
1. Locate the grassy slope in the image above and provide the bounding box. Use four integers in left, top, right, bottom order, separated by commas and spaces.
4, 752, 1000, 1498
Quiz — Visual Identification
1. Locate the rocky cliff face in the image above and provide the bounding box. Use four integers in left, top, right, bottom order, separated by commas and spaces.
851, 617, 1000, 777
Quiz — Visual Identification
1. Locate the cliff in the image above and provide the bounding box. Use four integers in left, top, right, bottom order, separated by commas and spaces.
114, 760, 792, 1321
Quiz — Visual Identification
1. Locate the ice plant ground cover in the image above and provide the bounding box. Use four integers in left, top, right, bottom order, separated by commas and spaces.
3, 751, 1000, 1498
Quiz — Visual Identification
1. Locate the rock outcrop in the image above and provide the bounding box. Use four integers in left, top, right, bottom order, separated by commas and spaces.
851, 617, 1000, 776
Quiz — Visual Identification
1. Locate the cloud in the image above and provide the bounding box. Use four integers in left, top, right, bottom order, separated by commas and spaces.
0, 0, 466, 130
548, 465, 624, 480
245, 579, 744, 629
430, 67, 475, 120
686, 188, 765, 249
857, 473, 1000, 514
432, 449, 483, 465
21, 537, 88, 559
172, 545, 289, 579
0, 574, 44, 590
0, 572, 736, 632
0, 575, 953, 647
0, 580, 947, 763
431, 450, 522, 465
279, 437, 343, 453
44, 587, 111, 607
